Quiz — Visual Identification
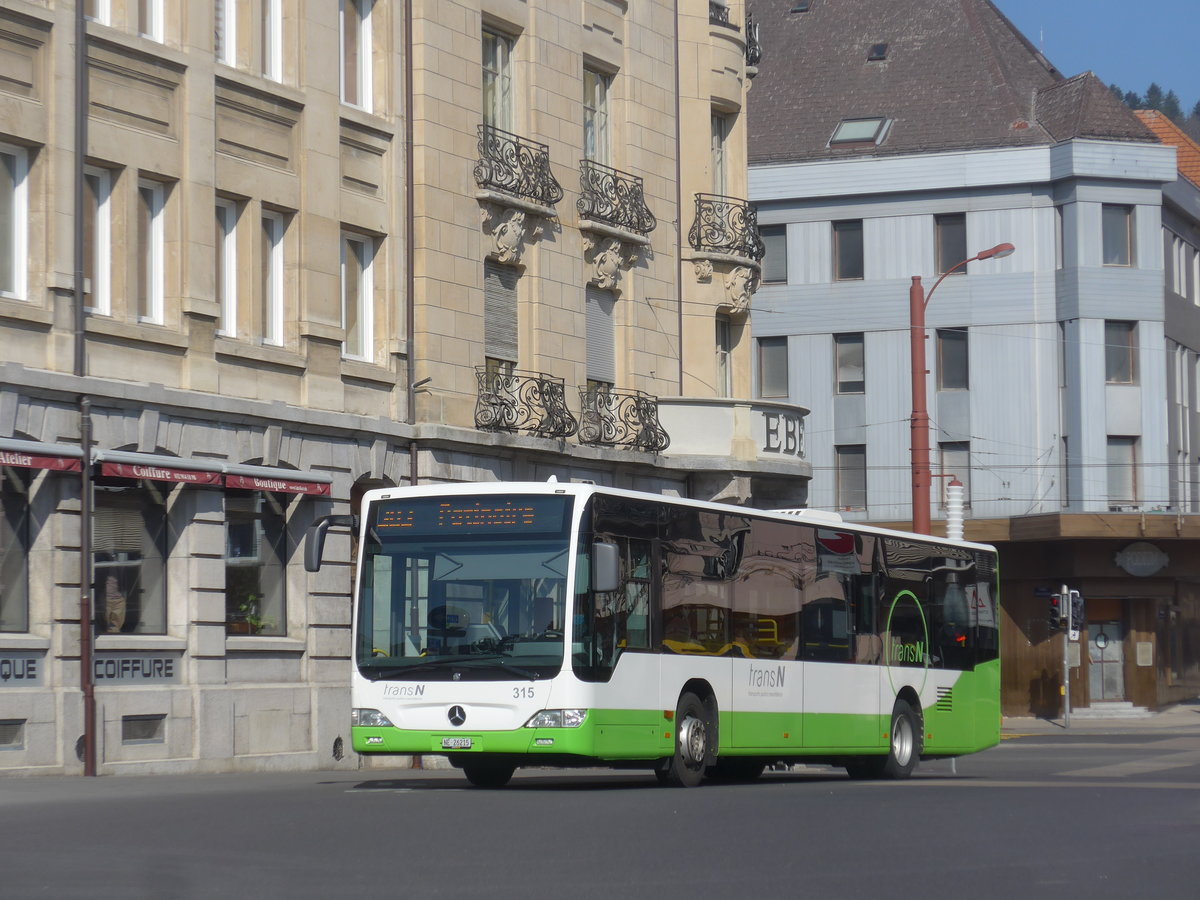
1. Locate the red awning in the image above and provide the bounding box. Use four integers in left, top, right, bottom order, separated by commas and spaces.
225, 473, 331, 496
0, 441, 83, 473
99, 461, 222, 485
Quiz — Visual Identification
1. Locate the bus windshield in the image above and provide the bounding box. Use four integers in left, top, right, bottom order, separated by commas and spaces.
356, 494, 573, 681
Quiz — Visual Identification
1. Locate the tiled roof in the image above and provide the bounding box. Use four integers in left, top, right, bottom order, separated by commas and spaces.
749, 0, 1156, 164
1135, 110, 1200, 189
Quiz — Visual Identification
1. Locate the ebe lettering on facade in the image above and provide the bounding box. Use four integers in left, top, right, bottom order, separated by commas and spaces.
760, 410, 805, 458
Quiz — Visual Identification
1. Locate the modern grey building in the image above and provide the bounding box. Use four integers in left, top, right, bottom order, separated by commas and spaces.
747, 0, 1200, 715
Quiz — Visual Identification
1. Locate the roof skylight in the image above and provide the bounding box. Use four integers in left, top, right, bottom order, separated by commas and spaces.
830, 117, 889, 145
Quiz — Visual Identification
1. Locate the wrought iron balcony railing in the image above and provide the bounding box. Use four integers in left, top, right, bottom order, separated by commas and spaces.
687, 193, 766, 261
709, 2, 732, 27
745, 12, 762, 68
474, 124, 564, 209
475, 367, 578, 438
577, 160, 657, 236
578, 387, 670, 453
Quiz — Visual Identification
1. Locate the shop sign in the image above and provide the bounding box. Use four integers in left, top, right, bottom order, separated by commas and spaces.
0, 451, 81, 472
1114, 541, 1169, 577
93, 653, 181, 683
100, 462, 221, 485
0, 653, 43, 686
225, 474, 331, 495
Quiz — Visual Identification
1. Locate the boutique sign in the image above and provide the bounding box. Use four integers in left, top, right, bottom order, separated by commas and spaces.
0, 653, 43, 686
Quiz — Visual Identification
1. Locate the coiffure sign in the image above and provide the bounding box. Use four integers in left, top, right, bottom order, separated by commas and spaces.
93, 653, 182, 683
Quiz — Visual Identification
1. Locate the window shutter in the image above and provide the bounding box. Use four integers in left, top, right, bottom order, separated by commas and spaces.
484, 260, 518, 362
585, 286, 616, 384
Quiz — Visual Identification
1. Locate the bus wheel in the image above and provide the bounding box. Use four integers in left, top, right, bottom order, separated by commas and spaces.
710, 758, 765, 782
663, 692, 711, 788
462, 760, 516, 788
881, 699, 922, 779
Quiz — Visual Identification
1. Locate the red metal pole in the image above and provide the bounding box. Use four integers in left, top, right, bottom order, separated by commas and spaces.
909, 276, 931, 534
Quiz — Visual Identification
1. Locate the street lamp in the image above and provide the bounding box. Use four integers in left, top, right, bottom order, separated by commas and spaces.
909, 242, 1015, 535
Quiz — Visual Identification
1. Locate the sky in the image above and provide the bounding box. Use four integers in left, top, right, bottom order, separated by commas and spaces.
992, 0, 1198, 114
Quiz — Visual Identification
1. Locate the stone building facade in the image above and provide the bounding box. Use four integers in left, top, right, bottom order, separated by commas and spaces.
0, 1, 809, 774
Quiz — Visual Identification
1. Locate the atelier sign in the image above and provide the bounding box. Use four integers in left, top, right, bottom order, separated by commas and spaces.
0, 653, 43, 686
93, 653, 181, 683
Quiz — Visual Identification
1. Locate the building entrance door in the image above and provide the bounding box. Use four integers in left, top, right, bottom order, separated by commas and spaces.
1087, 621, 1125, 702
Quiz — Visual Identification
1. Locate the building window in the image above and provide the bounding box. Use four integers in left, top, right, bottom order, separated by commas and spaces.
835, 445, 867, 509
585, 286, 616, 386
711, 112, 730, 195
1102, 204, 1133, 267
122, 714, 166, 744
0, 144, 28, 301
757, 336, 788, 398
583, 68, 611, 164
136, 179, 165, 324
834, 332, 865, 393
83, 166, 112, 315
0, 719, 25, 750
716, 314, 733, 398
832, 219, 863, 281
215, 199, 238, 337
225, 491, 287, 636
482, 29, 514, 131
139, 0, 163, 42
759, 225, 787, 284
260, 210, 285, 346
215, 0, 236, 65
84, 0, 111, 24
935, 213, 967, 275
939, 442, 971, 507
1054, 207, 1064, 270
93, 484, 167, 635
261, 0, 281, 80
341, 232, 374, 361
1106, 436, 1138, 509
936, 328, 969, 390
484, 260, 518, 366
1104, 320, 1137, 384
340, 0, 373, 110
0, 469, 30, 633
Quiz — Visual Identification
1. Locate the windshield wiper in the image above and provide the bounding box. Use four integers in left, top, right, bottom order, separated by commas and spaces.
362, 655, 541, 682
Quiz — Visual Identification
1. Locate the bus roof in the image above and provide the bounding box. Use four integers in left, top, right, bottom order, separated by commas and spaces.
361, 481, 996, 553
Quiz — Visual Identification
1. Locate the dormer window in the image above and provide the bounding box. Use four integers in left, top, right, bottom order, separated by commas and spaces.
868, 43, 889, 61
830, 117, 890, 146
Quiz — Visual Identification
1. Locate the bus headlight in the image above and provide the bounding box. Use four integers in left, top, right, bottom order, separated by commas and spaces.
524, 709, 587, 728
352, 708, 395, 728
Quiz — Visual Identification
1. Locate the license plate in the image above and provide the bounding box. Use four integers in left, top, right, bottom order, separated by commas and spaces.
441, 737, 472, 749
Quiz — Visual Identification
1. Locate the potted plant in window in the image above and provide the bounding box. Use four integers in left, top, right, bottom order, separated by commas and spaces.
229, 596, 272, 635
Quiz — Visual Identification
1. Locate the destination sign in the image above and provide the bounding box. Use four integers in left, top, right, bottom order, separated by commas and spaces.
375, 495, 569, 537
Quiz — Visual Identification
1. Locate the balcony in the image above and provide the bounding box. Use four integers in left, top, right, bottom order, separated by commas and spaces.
688, 193, 765, 262
578, 387, 670, 453
745, 12, 762, 69
474, 367, 578, 438
577, 160, 657, 237
474, 125, 564, 209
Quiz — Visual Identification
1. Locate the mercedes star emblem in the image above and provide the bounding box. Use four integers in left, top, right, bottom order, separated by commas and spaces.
448, 705, 467, 727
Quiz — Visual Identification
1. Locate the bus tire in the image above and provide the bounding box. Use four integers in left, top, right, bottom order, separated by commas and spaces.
881, 699, 922, 779
663, 692, 711, 787
462, 760, 516, 788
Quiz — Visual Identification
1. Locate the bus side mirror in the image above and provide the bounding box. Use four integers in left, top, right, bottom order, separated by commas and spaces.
304, 514, 357, 573
591, 541, 620, 593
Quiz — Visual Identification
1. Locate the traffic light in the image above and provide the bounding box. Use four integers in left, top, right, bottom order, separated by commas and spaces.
1068, 590, 1084, 639
1049, 592, 1063, 629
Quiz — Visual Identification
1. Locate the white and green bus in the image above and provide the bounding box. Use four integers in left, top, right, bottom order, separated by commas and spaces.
306, 482, 1000, 787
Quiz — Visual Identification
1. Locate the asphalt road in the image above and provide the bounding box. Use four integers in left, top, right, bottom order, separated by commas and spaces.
4, 726, 1200, 900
